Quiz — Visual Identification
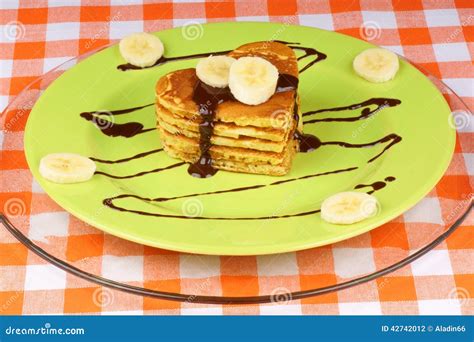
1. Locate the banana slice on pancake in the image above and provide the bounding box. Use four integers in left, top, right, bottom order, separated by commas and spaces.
196, 56, 236, 88
229, 56, 279, 105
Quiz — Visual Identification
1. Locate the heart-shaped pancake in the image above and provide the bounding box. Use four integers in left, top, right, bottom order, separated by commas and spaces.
155, 41, 300, 176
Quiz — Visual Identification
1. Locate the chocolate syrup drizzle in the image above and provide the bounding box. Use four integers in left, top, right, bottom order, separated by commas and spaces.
117, 41, 327, 75
84, 95, 401, 216
293, 46, 327, 73
354, 176, 396, 194
118, 50, 232, 71
187, 81, 235, 178
303, 98, 402, 124
80, 104, 154, 138
158, 166, 357, 202
188, 73, 299, 178
292, 101, 321, 153
316, 134, 402, 163
102, 169, 396, 220
90, 148, 163, 164
95, 162, 185, 179
82, 92, 402, 177
76, 40, 404, 220
103, 166, 359, 220
272, 41, 328, 73
84, 97, 402, 177
81, 103, 153, 116
298, 98, 403, 160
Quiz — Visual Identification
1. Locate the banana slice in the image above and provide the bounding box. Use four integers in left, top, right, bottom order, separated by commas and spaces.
119, 32, 164, 68
39, 153, 96, 184
196, 56, 236, 88
228, 56, 279, 105
321, 191, 380, 225
353, 48, 399, 83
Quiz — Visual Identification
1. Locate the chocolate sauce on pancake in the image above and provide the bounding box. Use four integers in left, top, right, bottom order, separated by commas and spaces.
285, 91, 319, 153
290, 46, 327, 73
294, 131, 322, 152
276, 74, 298, 92
272, 41, 328, 73
188, 81, 235, 178
277, 73, 323, 153
292, 102, 321, 152
188, 73, 299, 178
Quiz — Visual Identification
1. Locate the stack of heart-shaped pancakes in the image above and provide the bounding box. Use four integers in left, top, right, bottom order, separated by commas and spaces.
155, 41, 301, 176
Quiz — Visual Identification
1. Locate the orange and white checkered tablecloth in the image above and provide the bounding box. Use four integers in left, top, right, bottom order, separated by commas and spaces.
0, 0, 472, 315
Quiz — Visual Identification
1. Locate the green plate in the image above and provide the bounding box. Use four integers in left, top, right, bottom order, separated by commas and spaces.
24, 22, 455, 255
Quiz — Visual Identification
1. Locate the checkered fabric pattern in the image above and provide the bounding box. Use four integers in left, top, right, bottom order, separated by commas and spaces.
0, 0, 472, 315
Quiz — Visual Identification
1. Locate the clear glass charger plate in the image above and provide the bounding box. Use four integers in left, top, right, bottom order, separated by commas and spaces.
1, 39, 472, 305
